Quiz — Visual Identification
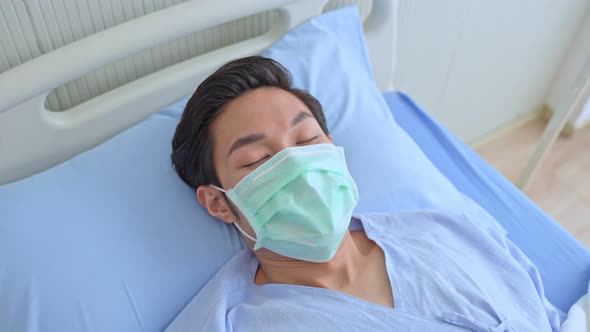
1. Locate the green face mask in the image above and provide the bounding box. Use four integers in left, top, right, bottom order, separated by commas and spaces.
212, 143, 359, 263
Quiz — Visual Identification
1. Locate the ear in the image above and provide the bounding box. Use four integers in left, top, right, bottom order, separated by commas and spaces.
196, 185, 235, 224
328, 135, 333, 143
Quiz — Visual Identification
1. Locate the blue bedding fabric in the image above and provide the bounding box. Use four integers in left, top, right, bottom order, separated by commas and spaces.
384, 91, 590, 312
166, 212, 563, 331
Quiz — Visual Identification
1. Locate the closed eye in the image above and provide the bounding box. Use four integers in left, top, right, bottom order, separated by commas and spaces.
297, 135, 319, 145
242, 156, 269, 168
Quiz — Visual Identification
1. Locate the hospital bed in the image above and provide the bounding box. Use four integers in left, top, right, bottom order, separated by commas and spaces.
0, 0, 589, 330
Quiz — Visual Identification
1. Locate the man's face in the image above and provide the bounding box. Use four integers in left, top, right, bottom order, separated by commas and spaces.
196, 87, 331, 247
212, 87, 331, 188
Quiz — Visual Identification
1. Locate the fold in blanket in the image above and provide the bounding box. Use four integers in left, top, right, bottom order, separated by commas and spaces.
561, 285, 590, 332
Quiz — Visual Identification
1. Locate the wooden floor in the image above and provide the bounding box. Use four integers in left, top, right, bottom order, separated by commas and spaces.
477, 118, 590, 248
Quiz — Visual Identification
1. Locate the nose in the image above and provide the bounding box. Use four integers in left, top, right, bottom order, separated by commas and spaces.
267, 137, 294, 157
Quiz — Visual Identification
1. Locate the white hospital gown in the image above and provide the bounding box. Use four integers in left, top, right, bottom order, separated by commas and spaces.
166, 210, 565, 331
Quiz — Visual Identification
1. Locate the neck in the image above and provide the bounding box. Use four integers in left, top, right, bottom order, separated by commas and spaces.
254, 231, 368, 289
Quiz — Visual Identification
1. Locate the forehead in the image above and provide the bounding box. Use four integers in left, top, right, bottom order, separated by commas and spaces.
210, 87, 312, 148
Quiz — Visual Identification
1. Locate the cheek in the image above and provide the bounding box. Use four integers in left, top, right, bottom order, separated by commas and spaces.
229, 172, 249, 189
226, 161, 258, 187
318, 135, 332, 144
211, 146, 230, 188
215, 165, 232, 189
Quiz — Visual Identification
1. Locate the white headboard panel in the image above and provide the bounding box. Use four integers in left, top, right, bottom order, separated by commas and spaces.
0, 0, 397, 184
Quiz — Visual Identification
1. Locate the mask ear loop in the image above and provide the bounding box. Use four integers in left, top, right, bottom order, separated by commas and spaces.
233, 221, 258, 243
210, 185, 258, 244
210, 184, 226, 193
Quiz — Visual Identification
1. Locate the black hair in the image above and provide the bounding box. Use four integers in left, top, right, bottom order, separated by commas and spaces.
171, 56, 329, 189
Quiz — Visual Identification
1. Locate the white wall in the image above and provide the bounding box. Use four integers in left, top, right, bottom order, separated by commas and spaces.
395, 0, 590, 143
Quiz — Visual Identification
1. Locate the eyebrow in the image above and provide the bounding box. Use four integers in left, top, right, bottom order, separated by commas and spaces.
227, 133, 265, 157
291, 112, 312, 127
226, 112, 313, 157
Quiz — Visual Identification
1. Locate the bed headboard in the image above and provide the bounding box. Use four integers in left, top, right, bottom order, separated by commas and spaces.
0, 0, 397, 185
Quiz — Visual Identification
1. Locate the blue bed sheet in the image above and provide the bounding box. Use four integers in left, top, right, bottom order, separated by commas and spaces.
384, 91, 590, 312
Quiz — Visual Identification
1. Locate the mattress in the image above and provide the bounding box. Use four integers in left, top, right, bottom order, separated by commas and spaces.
384, 91, 590, 312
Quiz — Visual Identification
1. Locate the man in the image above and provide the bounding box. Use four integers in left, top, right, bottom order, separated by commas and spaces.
167, 56, 564, 331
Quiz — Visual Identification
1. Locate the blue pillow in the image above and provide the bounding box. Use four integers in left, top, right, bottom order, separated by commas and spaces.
0, 7, 485, 332
0, 111, 245, 331
261, 8, 472, 215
